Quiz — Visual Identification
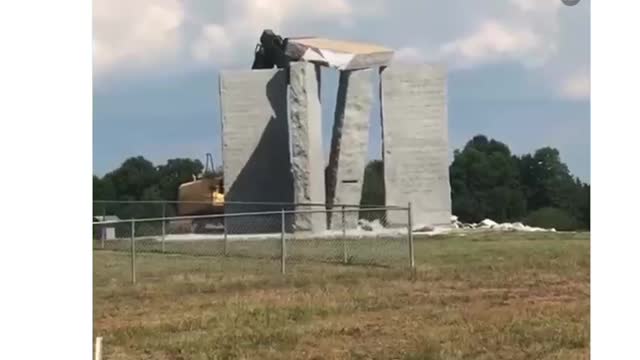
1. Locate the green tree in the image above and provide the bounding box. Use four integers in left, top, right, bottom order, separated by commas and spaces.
524, 207, 579, 231
93, 175, 115, 200
95, 156, 159, 219
93, 156, 218, 219
104, 156, 159, 200
92, 175, 116, 216
518, 147, 587, 228
359, 160, 385, 221
360, 160, 385, 206
449, 135, 526, 223
156, 158, 205, 202
519, 147, 572, 210
575, 181, 591, 229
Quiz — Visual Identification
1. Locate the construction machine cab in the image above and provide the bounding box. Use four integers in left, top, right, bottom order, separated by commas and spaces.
210, 177, 225, 205
252, 30, 291, 69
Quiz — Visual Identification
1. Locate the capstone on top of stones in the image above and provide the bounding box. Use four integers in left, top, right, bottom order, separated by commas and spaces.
285, 37, 394, 70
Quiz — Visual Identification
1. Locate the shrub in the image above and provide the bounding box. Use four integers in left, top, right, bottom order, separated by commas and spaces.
523, 207, 579, 231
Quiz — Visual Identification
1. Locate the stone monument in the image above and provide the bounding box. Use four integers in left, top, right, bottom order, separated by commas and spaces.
219, 37, 451, 234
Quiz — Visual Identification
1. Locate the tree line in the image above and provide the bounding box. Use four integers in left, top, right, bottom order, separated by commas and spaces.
93, 157, 218, 219
359, 135, 590, 230
94, 134, 589, 230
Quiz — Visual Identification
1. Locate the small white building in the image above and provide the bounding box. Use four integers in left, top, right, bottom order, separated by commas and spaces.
93, 215, 120, 240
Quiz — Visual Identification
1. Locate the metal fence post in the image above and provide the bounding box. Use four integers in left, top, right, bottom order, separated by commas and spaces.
280, 208, 286, 274
341, 205, 347, 264
94, 336, 103, 360
223, 216, 228, 256
131, 219, 136, 284
101, 204, 106, 249
161, 203, 166, 253
407, 202, 415, 271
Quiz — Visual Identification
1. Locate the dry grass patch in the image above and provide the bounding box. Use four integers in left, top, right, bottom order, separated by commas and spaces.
94, 232, 589, 359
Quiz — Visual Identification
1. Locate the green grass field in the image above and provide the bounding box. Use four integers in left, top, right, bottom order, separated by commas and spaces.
94, 231, 589, 359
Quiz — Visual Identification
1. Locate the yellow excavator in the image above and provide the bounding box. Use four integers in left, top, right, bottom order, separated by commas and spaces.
177, 153, 225, 232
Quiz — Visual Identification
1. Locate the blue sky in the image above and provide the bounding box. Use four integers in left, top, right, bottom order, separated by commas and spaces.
93, 0, 590, 181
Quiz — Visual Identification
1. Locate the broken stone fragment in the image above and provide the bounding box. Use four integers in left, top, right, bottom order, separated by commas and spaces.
285, 37, 394, 70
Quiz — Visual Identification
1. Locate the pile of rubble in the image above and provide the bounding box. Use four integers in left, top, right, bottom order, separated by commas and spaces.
357, 219, 385, 232
451, 216, 556, 232
354, 216, 556, 234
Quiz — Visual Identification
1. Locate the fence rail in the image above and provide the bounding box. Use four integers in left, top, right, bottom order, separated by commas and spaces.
92, 206, 397, 225
93, 199, 407, 209
93, 204, 415, 283
93, 200, 405, 230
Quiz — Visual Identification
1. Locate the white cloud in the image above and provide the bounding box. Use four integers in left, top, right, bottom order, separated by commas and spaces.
190, 0, 353, 65
394, 47, 425, 64
93, 0, 185, 77
438, 20, 554, 69
93, 0, 355, 75
191, 24, 233, 64
94, 0, 589, 101
560, 68, 590, 99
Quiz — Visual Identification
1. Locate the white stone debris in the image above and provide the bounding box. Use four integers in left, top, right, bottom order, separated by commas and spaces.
357, 218, 385, 232
450, 216, 556, 232
479, 219, 498, 228
124, 215, 557, 245
413, 226, 452, 236
412, 224, 435, 232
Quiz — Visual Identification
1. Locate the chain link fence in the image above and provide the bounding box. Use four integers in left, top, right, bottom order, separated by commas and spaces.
93, 202, 414, 283
94, 200, 332, 222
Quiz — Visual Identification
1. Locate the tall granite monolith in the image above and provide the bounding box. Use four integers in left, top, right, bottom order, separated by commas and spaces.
326, 69, 374, 229
288, 62, 326, 232
219, 69, 293, 233
380, 64, 452, 228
